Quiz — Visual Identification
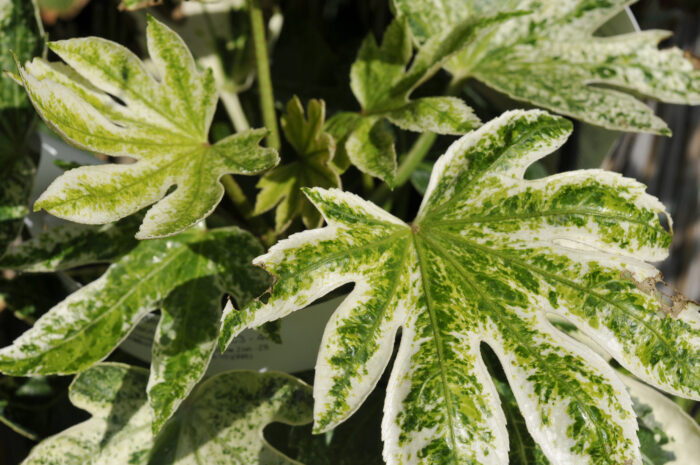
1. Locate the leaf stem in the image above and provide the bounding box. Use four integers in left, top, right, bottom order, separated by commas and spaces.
220, 89, 250, 132
394, 131, 437, 187
221, 175, 277, 245
248, 0, 280, 150
221, 175, 253, 218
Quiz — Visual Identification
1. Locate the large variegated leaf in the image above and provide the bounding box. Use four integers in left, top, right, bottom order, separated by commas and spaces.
0, 226, 270, 432
220, 109, 700, 465
0, 0, 44, 255
392, 0, 700, 135
327, 16, 514, 185
20, 363, 313, 465
15, 15, 278, 239
254, 97, 339, 232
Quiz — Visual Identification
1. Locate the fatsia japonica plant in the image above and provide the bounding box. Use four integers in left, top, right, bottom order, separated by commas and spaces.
0, 0, 699, 464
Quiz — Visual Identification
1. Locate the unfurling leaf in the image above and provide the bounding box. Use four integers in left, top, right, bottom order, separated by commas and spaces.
0, 226, 270, 432
328, 15, 514, 185
0, 0, 44, 255
20, 364, 313, 465
392, 0, 700, 135
254, 96, 340, 232
16, 15, 278, 239
221, 109, 699, 465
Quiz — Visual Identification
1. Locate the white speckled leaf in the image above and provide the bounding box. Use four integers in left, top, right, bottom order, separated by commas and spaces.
254, 97, 340, 232
392, 0, 700, 135
0, 226, 270, 432
16, 15, 278, 239
220, 110, 699, 465
20, 364, 313, 465
0, 0, 43, 254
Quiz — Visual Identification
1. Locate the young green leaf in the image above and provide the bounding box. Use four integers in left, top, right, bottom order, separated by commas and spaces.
0, 216, 139, 272
329, 15, 515, 185
221, 109, 700, 465
20, 364, 313, 465
254, 96, 340, 232
392, 0, 700, 135
0, 0, 44, 254
15, 15, 278, 239
0, 226, 270, 432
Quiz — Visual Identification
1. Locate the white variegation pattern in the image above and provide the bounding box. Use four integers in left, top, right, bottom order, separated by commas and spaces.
254, 97, 340, 232
392, 0, 700, 134
0, 226, 270, 432
21, 364, 313, 465
622, 375, 700, 465
221, 110, 699, 465
15, 16, 277, 239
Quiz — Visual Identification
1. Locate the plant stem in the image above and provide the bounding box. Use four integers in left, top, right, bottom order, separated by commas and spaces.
221, 174, 276, 244
394, 131, 437, 187
362, 173, 374, 194
220, 89, 250, 132
248, 0, 281, 150
219, 91, 255, 227
221, 175, 253, 218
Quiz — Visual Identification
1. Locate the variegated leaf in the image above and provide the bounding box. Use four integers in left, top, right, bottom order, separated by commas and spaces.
331, 16, 510, 184
392, 0, 700, 135
254, 96, 340, 232
0, 0, 44, 255
220, 110, 700, 465
16, 15, 278, 239
146, 0, 257, 98
623, 375, 700, 465
21, 363, 313, 465
0, 216, 139, 271
0, 226, 270, 432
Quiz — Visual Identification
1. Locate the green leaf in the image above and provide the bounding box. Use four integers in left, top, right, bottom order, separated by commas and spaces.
393, 0, 700, 135
254, 97, 340, 232
20, 364, 313, 465
0, 216, 139, 272
220, 109, 700, 465
0, 226, 270, 432
16, 15, 279, 239
335, 15, 513, 184
0, 0, 44, 255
